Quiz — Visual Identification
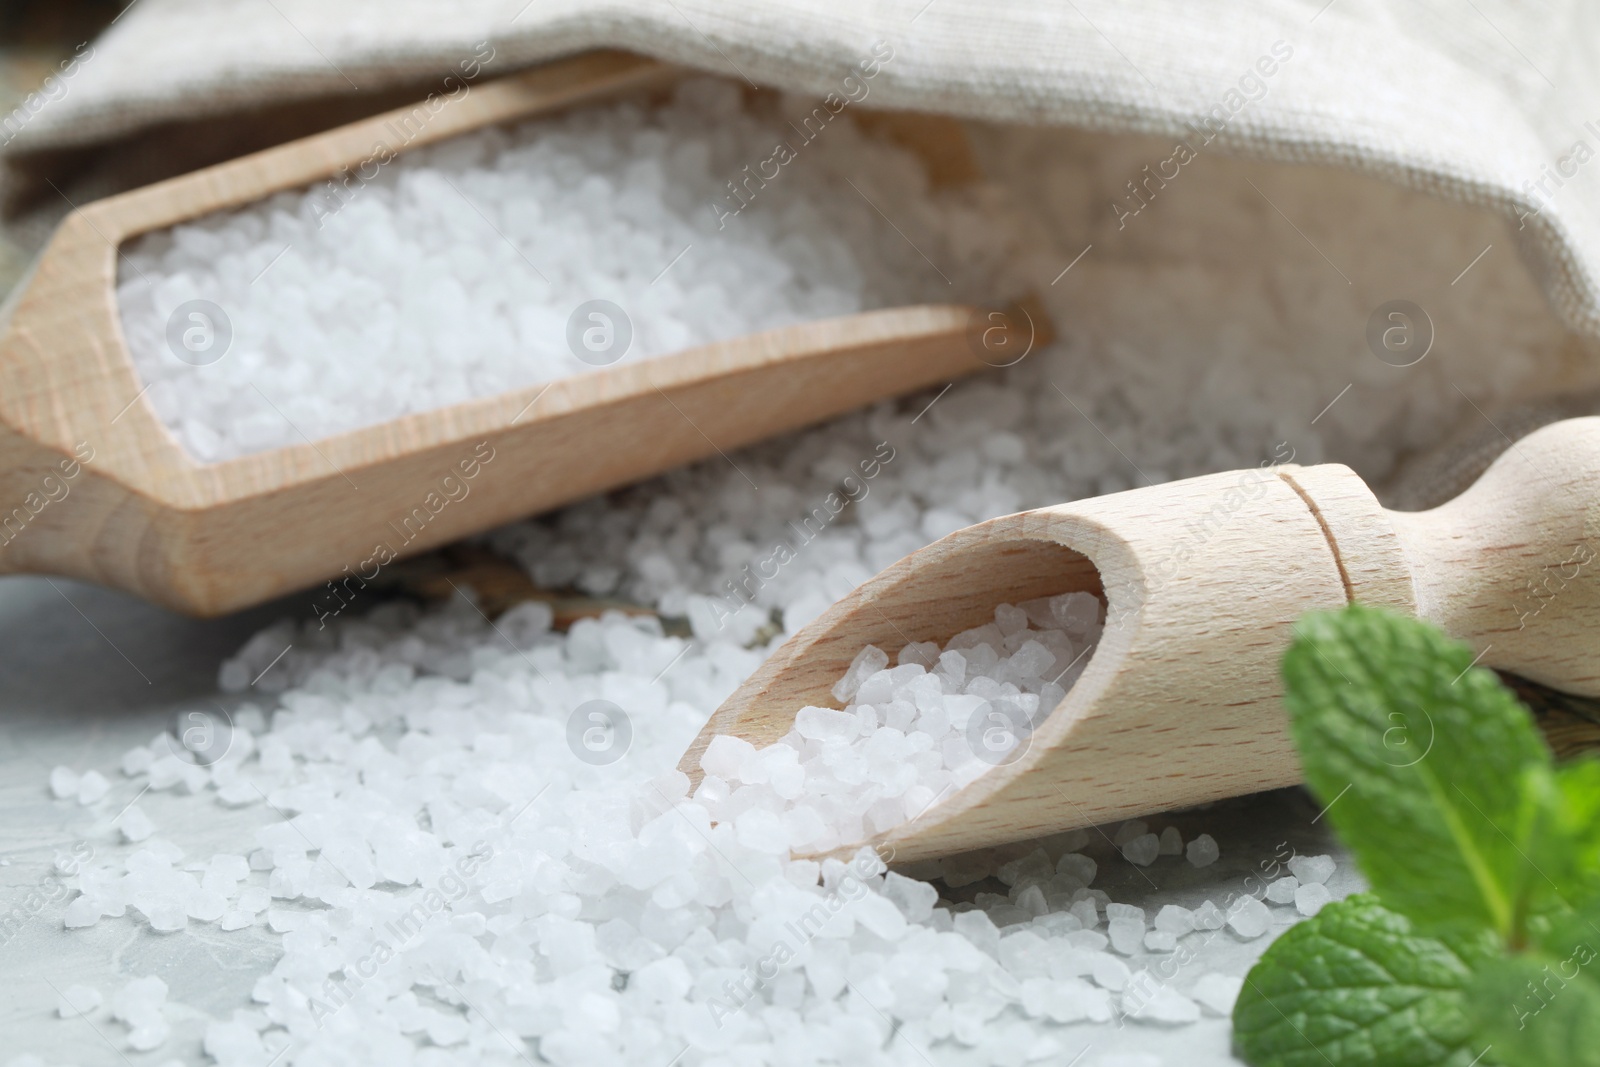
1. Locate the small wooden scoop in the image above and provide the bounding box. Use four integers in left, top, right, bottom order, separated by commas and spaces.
681, 417, 1600, 863
0, 50, 1036, 616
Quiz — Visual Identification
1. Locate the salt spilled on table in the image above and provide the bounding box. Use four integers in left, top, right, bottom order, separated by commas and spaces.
37, 586, 1346, 1065
696, 591, 1104, 856
110, 975, 170, 1052
32, 87, 1517, 1063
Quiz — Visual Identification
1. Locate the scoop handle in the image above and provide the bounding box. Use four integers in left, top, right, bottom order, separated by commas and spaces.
1385, 416, 1600, 696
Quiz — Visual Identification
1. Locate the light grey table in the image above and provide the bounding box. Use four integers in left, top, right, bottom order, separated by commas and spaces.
0, 576, 300, 1064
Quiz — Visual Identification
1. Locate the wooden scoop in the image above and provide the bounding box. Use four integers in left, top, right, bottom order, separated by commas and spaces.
0, 50, 1037, 616
681, 417, 1600, 863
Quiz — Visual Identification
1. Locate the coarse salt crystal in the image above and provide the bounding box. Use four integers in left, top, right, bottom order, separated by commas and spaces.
698, 734, 755, 780
1143, 929, 1178, 952
1288, 853, 1336, 885
120, 805, 156, 843
1120, 833, 1160, 867
1056, 853, 1096, 885
794, 705, 858, 742
1185, 833, 1220, 868
1153, 904, 1194, 935
56, 984, 101, 1017
77, 770, 110, 804
1295, 881, 1334, 916
1108, 917, 1144, 955
48, 766, 79, 799
1226, 897, 1272, 939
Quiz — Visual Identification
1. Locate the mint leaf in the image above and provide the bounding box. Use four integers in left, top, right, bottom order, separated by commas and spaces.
1242, 607, 1600, 1067
1467, 946, 1600, 1067
1282, 606, 1554, 938
1535, 758, 1600, 899
1234, 894, 1500, 1067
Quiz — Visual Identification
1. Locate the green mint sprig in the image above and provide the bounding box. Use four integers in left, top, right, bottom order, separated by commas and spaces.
1233, 605, 1600, 1067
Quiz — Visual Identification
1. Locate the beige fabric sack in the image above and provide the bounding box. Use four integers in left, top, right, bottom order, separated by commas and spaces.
4, 0, 1598, 337
3, 0, 1597, 508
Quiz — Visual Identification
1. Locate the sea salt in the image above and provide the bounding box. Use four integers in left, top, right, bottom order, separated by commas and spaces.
118, 78, 1021, 462
1108, 917, 1145, 956
793, 705, 858, 742
1021, 977, 1111, 1023
121, 745, 154, 776
1120, 833, 1161, 867
1295, 881, 1334, 917
1288, 853, 1336, 885
698, 596, 1103, 854
1143, 929, 1178, 952
1225, 897, 1272, 940
1057, 853, 1097, 885
833, 645, 890, 703
1089, 952, 1133, 991
1185, 834, 1220, 869
55, 984, 101, 1017
33, 99, 1570, 1066
37, 579, 1243, 1065
62, 897, 100, 929
119, 804, 155, 843
882, 871, 939, 923
1265, 875, 1299, 904
48, 766, 77, 799
76, 769, 110, 804
111, 976, 169, 1051
1153, 905, 1195, 935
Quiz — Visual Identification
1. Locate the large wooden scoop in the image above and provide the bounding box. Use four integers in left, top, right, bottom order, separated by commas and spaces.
0, 50, 1033, 615
681, 417, 1600, 863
